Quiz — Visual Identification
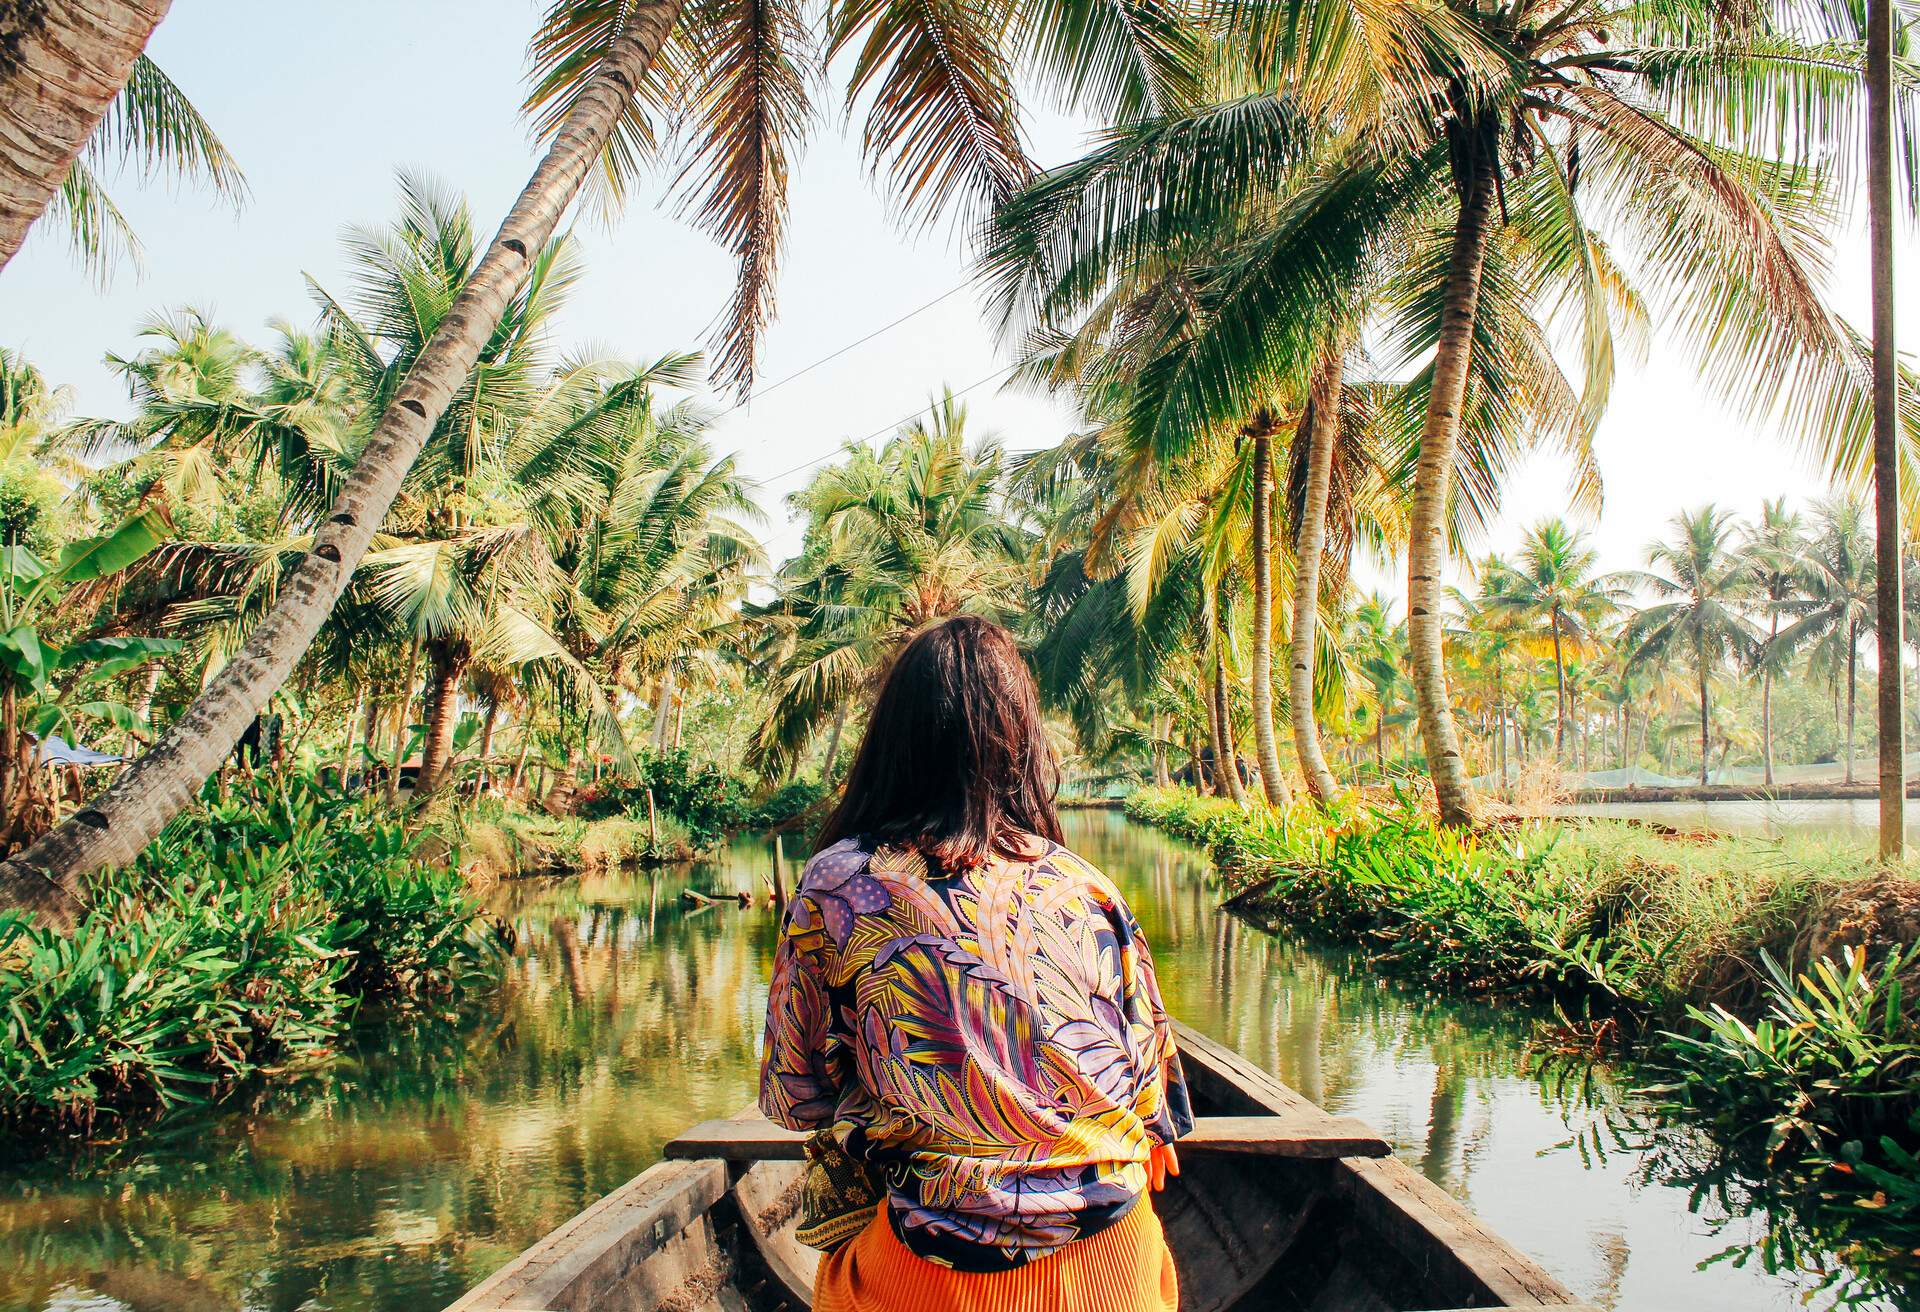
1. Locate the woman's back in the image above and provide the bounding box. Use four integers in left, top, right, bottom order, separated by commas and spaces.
762, 833, 1190, 1271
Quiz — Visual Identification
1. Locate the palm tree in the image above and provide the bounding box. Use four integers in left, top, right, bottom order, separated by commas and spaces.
1781, 498, 1879, 785
751, 395, 1027, 774
1623, 508, 1763, 786
42, 55, 246, 276
1865, 0, 1907, 857
0, 3, 692, 919
986, 0, 1919, 826
3, 0, 1218, 911
0, 0, 174, 272
1739, 499, 1808, 785
1449, 557, 1526, 789
1244, 408, 1293, 807
1483, 520, 1618, 763
1346, 595, 1410, 776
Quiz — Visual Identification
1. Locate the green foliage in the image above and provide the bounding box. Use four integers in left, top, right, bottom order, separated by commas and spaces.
753, 777, 833, 831
578, 750, 831, 849
1661, 945, 1920, 1163
1124, 786, 1833, 1010
0, 777, 493, 1141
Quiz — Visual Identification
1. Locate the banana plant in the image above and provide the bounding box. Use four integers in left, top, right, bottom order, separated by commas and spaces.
0, 511, 180, 850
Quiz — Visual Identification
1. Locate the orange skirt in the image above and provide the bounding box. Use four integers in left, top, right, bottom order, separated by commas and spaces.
813, 1198, 1179, 1312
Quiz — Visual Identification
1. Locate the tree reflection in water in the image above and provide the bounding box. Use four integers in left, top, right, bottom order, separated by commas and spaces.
0, 813, 1900, 1311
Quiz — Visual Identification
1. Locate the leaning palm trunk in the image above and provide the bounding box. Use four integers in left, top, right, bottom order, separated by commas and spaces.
476, 701, 499, 791
1289, 357, 1341, 805
1218, 655, 1248, 804
821, 706, 847, 779
1407, 148, 1497, 828
1868, 0, 1904, 857
651, 667, 676, 752
0, 1, 683, 924
339, 688, 364, 792
1248, 424, 1291, 808
0, 0, 171, 272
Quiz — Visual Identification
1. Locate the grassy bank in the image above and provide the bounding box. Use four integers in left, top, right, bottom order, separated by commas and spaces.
1126, 785, 1920, 1274
0, 778, 495, 1143
1125, 786, 1903, 1014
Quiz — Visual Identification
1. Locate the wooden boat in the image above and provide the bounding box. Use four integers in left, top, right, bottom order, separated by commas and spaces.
447, 1023, 1595, 1312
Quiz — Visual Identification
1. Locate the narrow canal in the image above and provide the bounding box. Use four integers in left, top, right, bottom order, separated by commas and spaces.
0, 814, 1885, 1311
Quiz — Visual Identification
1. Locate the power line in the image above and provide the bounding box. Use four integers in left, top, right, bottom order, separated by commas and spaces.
718, 282, 972, 416
756, 362, 1023, 487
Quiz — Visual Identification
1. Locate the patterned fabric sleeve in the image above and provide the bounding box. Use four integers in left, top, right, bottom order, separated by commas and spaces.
760, 890, 840, 1130
1124, 903, 1194, 1146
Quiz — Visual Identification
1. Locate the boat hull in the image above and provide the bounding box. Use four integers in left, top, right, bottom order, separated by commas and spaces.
447, 1024, 1586, 1312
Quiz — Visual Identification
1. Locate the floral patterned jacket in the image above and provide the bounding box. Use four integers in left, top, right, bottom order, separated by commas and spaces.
758, 836, 1192, 1271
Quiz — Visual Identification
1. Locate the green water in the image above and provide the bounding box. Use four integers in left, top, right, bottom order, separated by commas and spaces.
0, 813, 1893, 1311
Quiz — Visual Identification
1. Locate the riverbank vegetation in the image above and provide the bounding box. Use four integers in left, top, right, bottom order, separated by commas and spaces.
0, 777, 492, 1143
0, 1, 1916, 1303
1125, 783, 1920, 1284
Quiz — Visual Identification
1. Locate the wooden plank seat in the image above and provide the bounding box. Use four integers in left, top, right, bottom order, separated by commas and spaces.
450, 1024, 1583, 1312
664, 1113, 1390, 1162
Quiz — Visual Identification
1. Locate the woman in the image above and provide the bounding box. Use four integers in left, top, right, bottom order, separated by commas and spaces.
760, 615, 1191, 1312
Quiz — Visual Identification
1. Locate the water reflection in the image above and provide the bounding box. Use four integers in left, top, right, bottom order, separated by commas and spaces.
0, 813, 1894, 1311
1554, 797, 1914, 841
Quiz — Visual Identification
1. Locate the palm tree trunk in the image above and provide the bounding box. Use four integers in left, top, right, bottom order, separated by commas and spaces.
0, 686, 18, 850
1152, 711, 1170, 788
821, 705, 847, 779
1846, 621, 1859, 785
1249, 424, 1291, 808
476, 699, 499, 792
1762, 613, 1778, 786
1697, 646, 1711, 787
1868, 0, 1903, 856
1408, 144, 1498, 828
1290, 356, 1342, 805
0, 0, 171, 273
652, 667, 676, 752
0, 1, 685, 923
1498, 700, 1509, 790
339, 688, 363, 794
1211, 645, 1247, 806
132, 661, 162, 741
386, 642, 421, 807
1550, 611, 1567, 762
417, 641, 467, 795
509, 731, 534, 797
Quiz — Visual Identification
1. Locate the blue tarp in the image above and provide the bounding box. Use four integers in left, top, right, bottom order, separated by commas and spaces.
36, 735, 123, 767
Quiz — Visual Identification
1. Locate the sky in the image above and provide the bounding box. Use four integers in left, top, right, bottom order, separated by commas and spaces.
1, 0, 1914, 594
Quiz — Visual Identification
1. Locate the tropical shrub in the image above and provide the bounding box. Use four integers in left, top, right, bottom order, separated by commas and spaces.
578, 751, 833, 849
1660, 944, 1920, 1162
752, 778, 832, 831
0, 775, 493, 1139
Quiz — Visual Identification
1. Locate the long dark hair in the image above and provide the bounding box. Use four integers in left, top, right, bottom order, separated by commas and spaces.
814, 615, 1062, 868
